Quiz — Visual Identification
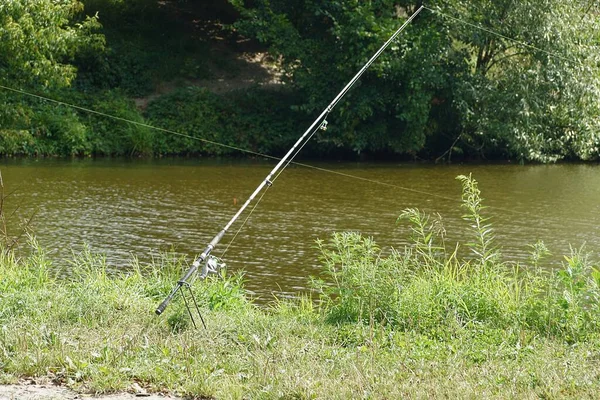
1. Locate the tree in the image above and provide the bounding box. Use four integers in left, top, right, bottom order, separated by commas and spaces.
0, 0, 103, 155
441, 0, 600, 161
0, 0, 103, 88
232, 0, 600, 161
232, 0, 461, 157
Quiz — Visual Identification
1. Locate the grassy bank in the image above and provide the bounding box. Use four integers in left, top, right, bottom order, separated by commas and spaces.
1, 176, 600, 399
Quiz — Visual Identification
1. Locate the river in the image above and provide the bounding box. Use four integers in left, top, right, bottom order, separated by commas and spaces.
2, 159, 599, 300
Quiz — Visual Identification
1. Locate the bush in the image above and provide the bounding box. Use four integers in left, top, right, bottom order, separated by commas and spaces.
145, 87, 236, 155
225, 88, 312, 155
30, 106, 90, 156
0, 88, 151, 157
145, 87, 308, 156
0, 92, 90, 156
82, 90, 153, 156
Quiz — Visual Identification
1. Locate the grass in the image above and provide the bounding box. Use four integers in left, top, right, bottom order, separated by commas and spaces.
1, 175, 600, 399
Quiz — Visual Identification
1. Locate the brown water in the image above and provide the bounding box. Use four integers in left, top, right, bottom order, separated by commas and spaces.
2, 159, 600, 300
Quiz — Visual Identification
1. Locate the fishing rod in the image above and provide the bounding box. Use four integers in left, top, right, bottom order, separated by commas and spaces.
155, 5, 425, 321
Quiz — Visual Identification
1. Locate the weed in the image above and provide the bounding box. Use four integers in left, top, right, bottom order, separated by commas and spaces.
456, 173, 498, 266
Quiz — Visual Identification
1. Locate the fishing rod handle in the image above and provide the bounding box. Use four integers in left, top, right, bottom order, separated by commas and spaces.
155, 283, 182, 315
155, 260, 201, 315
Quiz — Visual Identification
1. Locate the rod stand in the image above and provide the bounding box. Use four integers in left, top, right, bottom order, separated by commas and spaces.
180, 281, 206, 330
155, 256, 226, 329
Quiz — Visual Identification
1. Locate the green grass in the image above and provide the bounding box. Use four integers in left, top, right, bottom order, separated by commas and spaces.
1, 176, 600, 399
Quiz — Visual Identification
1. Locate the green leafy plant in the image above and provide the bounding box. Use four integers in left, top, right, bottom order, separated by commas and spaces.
313, 232, 407, 326
456, 174, 498, 266
397, 208, 446, 269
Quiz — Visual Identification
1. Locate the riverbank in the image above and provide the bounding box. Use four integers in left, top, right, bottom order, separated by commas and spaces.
1, 176, 599, 398
2, 242, 600, 399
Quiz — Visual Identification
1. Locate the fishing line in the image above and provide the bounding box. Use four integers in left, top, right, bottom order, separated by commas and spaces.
0, 84, 277, 160
221, 186, 271, 257
1, 6, 598, 237
282, 163, 600, 230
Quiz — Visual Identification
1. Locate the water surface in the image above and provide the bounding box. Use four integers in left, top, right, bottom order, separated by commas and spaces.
3, 159, 599, 299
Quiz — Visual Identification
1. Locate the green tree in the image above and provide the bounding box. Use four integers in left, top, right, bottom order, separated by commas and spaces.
232, 0, 600, 161
0, 0, 103, 88
0, 0, 104, 155
442, 0, 600, 161
232, 0, 460, 157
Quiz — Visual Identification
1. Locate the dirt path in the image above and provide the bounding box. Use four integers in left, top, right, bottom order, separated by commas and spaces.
0, 383, 181, 400
133, 51, 282, 110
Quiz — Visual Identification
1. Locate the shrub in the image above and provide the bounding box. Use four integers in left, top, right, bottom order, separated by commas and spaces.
0, 88, 151, 157
83, 90, 153, 156
145, 87, 308, 156
30, 105, 90, 156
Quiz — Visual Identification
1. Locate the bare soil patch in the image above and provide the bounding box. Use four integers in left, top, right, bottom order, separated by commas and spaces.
0, 382, 181, 400
133, 51, 282, 109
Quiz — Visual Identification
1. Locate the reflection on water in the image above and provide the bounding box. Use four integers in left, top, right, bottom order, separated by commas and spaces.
3, 159, 600, 299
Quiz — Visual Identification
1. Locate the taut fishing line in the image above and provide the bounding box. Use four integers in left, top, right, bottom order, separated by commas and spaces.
0, 87, 595, 229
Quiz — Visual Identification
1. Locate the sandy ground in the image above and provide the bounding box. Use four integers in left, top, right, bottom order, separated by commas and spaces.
0, 383, 181, 400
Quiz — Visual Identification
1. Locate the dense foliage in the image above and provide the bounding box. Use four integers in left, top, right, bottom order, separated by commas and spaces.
0, 0, 104, 155
0, 0, 103, 89
0, 0, 599, 160
145, 87, 312, 156
232, 0, 600, 161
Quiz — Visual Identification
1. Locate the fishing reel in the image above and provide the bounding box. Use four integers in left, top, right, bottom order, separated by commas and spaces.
201, 255, 226, 278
